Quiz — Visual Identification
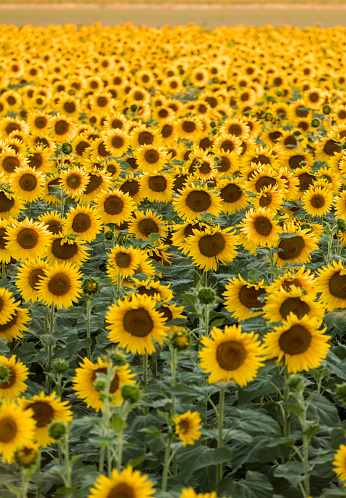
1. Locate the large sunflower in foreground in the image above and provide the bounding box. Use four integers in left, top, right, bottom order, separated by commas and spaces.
316, 260, 346, 311
182, 225, 238, 271
64, 205, 102, 243
5, 218, 52, 262
107, 245, 141, 280
88, 466, 155, 498
46, 235, 89, 267
238, 207, 281, 250
20, 391, 73, 447
263, 313, 330, 373
36, 262, 82, 309
173, 184, 222, 221
0, 401, 36, 463
0, 355, 28, 400
199, 324, 264, 385
274, 228, 319, 268
106, 294, 167, 355
301, 185, 333, 217
332, 444, 346, 485
73, 357, 135, 412
174, 411, 202, 447
223, 275, 266, 321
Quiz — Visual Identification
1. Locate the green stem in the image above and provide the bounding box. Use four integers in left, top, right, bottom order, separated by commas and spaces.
117, 427, 123, 472
204, 303, 209, 337
46, 303, 55, 395
21, 468, 30, 498
99, 447, 105, 473
143, 352, 148, 388
162, 435, 172, 492
116, 274, 122, 300
64, 432, 72, 488
86, 298, 92, 360
216, 387, 225, 484
283, 368, 290, 437
36, 450, 42, 498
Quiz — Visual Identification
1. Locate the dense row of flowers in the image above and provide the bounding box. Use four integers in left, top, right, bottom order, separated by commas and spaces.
1, 22, 346, 497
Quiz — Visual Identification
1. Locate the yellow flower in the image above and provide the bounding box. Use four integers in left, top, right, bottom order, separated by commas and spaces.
173, 184, 222, 221
332, 444, 346, 485
223, 275, 266, 321
316, 260, 346, 312
174, 411, 202, 447
36, 262, 82, 310
5, 218, 52, 262
0, 401, 36, 463
88, 466, 155, 498
0, 355, 28, 400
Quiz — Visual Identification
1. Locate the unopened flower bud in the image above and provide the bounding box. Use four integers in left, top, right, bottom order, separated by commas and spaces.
311, 118, 320, 128
335, 382, 346, 406
121, 384, 140, 404
130, 104, 137, 112
53, 359, 69, 375
337, 218, 346, 233
93, 377, 107, 392
323, 105, 332, 115
82, 277, 100, 296
288, 373, 304, 392
107, 348, 127, 367
170, 328, 191, 351
14, 444, 39, 468
61, 143, 73, 155
48, 421, 66, 440
198, 287, 216, 305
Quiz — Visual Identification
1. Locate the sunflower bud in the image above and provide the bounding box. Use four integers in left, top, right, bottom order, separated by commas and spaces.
93, 377, 107, 392
61, 143, 73, 155
82, 277, 100, 296
210, 121, 216, 128
288, 373, 304, 392
311, 118, 320, 128
264, 113, 273, 121
212, 77, 219, 84
121, 384, 140, 404
198, 287, 216, 304
179, 68, 184, 75
130, 104, 137, 112
335, 382, 346, 406
107, 348, 127, 367
0, 365, 10, 383
48, 421, 66, 440
170, 328, 191, 351
337, 218, 346, 233
323, 104, 332, 115
14, 444, 39, 468
53, 359, 69, 375
104, 229, 114, 241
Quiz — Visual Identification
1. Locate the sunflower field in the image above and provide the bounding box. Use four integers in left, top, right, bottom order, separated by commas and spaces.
2, 21, 346, 498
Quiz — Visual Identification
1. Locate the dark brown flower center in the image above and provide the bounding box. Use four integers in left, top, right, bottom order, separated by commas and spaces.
278, 235, 305, 261
19, 174, 37, 192
259, 192, 272, 207
148, 176, 167, 192
112, 136, 124, 149
288, 154, 305, 170
279, 325, 311, 355
75, 141, 90, 156
220, 183, 242, 203
28, 268, 46, 290
182, 121, 196, 133
104, 196, 124, 215
284, 136, 297, 148
97, 142, 110, 158
298, 172, 316, 192
66, 174, 82, 189
97, 96, 108, 108
120, 180, 139, 197
198, 232, 226, 257
0, 417, 17, 442
0, 227, 7, 249
92, 367, 119, 393
137, 286, 158, 297
2, 156, 20, 173
0, 310, 18, 332
173, 174, 187, 193
216, 340, 247, 370
48, 272, 71, 296
281, 278, 302, 291
328, 271, 346, 299
34, 117, 48, 129
238, 285, 265, 309
0, 191, 14, 213
28, 153, 43, 169
17, 228, 39, 249
252, 155, 271, 165
254, 216, 272, 236
185, 190, 211, 212
220, 140, 235, 153
162, 124, 173, 138
228, 124, 242, 136
115, 253, 132, 268
5, 123, 20, 135
45, 220, 63, 235
108, 483, 135, 498
323, 139, 341, 156
0, 366, 16, 389
138, 131, 153, 146
279, 297, 310, 320
138, 219, 159, 237
28, 401, 54, 427
63, 102, 76, 114
144, 150, 160, 164
157, 305, 173, 322
123, 308, 153, 337
310, 194, 325, 209
55, 120, 70, 136
84, 174, 103, 195
52, 239, 78, 260
72, 213, 91, 233
255, 176, 276, 192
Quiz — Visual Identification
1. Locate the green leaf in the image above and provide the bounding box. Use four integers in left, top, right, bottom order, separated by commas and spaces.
286, 400, 304, 417
218, 471, 274, 498
303, 423, 320, 439
55, 488, 77, 495
274, 461, 307, 485
110, 416, 127, 432
178, 446, 232, 480
307, 393, 339, 427
148, 233, 162, 243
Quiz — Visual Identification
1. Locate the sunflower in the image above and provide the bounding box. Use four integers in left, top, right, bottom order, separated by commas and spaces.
20, 391, 73, 447
316, 136, 342, 163
214, 151, 239, 177
223, 275, 266, 321
199, 324, 264, 385
176, 117, 204, 140
0, 188, 24, 220
0, 220, 11, 263
5, 218, 51, 262
37, 212, 64, 236
139, 172, 173, 203
263, 285, 323, 323
0, 287, 17, 325
79, 169, 111, 205
180, 489, 217, 498
36, 261, 82, 310
103, 113, 128, 132
16, 260, 49, 303
301, 185, 333, 217
0, 149, 28, 179
173, 184, 222, 221
128, 209, 167, 241
107, 245, 142, 280
134, 145, 169, 173
0, 355, 28, 400
274, 227, 319, 268
0, 117, 29, 137
64, 205, 102, 243
245, 166, 285, 194
60, 167, 89, 199
27, 144, 54, 173
88, 466, 155, 498
263, 313, 330, 373
27, 133, 56, 154
213, 133, 242, 155
73, 357, 135, 412
156, 302, 185, 333
333, 191, 346, 219
182, 225, 238, 272
220, 117, 250, 139
27, 111, 51, 134
0, 305, 30, 342
132, 278, 173, 303
122, 251, 156, 289
174, 411, 202, 447
172, 221, 209, 247
103, 129, 130, 157
252, 185, 284, 213
0, 401, 36, 464
332, 444, 346, 485
106, 294, 167, 355
267, 266, 316, 295
238, 208, 281, 251
9, 166, 45, 203
130, 126, 161, 149
316, 260, 346, 312
218, 179, 249, 214
58, 93, 80, 118
117, 174, 143, 204
50, 114, 77, 142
